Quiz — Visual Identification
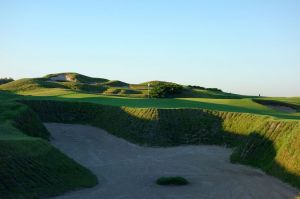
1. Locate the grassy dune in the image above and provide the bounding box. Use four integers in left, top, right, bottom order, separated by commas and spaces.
0, 101, 97, 199
22, 100, 300, 189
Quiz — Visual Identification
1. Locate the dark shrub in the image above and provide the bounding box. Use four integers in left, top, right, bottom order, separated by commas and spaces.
150, 83, 183, 98
156, 176, 189, 185
0, 77, 14, 85
206, 88, 222, 92
188, 85, 206, 90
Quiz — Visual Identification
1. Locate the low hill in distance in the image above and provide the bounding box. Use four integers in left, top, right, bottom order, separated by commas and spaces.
0, 72, 247, 99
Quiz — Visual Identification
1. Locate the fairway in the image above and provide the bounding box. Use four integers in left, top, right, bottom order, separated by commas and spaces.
18, 89, 300, 120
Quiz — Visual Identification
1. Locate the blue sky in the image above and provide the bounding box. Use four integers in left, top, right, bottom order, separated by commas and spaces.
0, 0, 299, 96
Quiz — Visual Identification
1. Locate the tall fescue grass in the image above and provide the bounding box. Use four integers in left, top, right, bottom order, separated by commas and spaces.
0, 101, 97, 199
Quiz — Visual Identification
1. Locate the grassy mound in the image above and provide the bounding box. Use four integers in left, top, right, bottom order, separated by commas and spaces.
58, 82, 107, 93
139, 80, 173, 86
101, 80, 129, 87
0, 139, 97, 199
156, 176, 189, 186
103, 87, 142, 96
0, 101, 97, 199
21, 100, 300, 189
45, 72, 109, 83
0, 73, 249, 99
181, 87, 246, 99
0, 78, 66, 92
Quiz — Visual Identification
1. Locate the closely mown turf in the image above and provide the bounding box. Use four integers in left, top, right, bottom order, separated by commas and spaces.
0, 100, 97, 199
16, 91, 299, 119
156, 177, 189, 186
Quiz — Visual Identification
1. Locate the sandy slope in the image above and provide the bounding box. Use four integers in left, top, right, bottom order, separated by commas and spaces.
45, 123, 299, 199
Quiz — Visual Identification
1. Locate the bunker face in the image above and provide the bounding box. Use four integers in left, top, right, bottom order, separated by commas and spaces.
266, 105, 297, 113
46, 123, 298, 199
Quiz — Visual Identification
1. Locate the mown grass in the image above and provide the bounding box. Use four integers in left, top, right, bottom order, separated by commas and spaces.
0, 100, 97, 199
12, 89, 299, 119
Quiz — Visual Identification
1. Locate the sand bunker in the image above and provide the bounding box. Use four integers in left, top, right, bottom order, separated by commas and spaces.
49, 74, 72, 82
45, 123, 299, 199
266, 105, 296, 113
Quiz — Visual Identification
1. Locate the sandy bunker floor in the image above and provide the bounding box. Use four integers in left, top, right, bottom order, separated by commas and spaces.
46, 123, 299, 199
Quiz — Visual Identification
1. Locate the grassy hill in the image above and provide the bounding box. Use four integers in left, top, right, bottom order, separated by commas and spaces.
44, 72, 109, 83
0, 72, 247, 99
0, 99, 97, 199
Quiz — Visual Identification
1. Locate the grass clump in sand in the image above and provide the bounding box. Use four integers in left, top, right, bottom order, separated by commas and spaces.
156, 176, 189, 186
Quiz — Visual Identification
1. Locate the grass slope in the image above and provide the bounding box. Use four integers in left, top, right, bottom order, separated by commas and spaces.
44, 72, 109, 83
0, 73, 248, 99
0, 78, 66, 93
0, 100, 97, 199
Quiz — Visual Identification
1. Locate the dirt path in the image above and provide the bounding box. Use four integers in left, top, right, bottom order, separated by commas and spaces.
45, 123, 299, 199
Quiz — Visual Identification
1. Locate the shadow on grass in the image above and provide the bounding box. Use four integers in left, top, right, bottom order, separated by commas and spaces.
231, 132, 300, 188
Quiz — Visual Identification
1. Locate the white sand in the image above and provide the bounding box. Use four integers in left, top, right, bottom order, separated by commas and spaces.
45, 123, 299, 199
49, 74, 72, 82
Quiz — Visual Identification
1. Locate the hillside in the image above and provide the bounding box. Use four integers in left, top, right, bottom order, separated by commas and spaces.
44, 72, 109, 83
0, 72, 247, 99
0, 100, 97, 199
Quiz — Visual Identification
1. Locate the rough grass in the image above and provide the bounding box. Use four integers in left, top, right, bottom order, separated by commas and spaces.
0, 78, 66, 92
0, 101, 97, 199
156, 177, 189, 186
101, 80, 129, 87
0, 139, 97, 199
58, 82, 107, 93
103, 87, 143, 96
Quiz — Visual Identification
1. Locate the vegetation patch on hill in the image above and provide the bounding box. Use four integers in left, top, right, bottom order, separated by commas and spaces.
0, 78, 14, 85
0, 78, 67, 93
